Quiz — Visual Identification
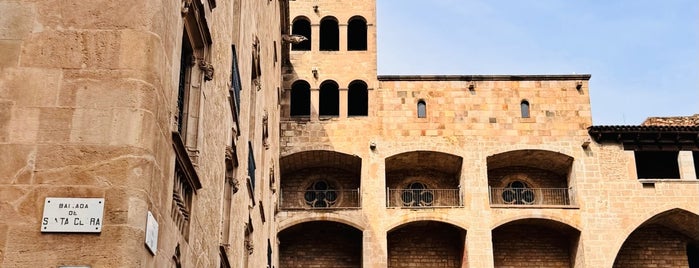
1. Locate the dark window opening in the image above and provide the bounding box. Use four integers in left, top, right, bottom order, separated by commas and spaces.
417, 100, 426, 118
347, 17, 367, 51
248, 142, 256, 191
694, 152, 699, 179
290, 81, 311, 117
635, 151, 680, 179
348, 80, 368, 116
291, 18, 311, 51
319, 81, 339, 117
267, 239, 273, 268
688, 243, 699, 268
320, 17, 339, 51
176, 31, 193, 139
521, 100, 530, 118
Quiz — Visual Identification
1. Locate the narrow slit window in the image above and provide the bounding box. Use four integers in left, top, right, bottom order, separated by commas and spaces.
417, 100, 426, 118
520, 100, 530, 118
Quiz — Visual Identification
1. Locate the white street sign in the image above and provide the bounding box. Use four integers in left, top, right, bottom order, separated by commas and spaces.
41, 197, 104, 233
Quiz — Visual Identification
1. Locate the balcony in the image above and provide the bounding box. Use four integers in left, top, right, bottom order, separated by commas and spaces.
280, 189, 361, 210
489, 187, 575, 207
387, 188, 462, 208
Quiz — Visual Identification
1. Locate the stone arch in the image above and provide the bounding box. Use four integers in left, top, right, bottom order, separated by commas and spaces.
278, 215, 366, 232
491, 214, 581, 231
385, 216, 467, 233
279, 220, 363, 268
387, 220, 467, 268
487, 149, 574, 206
611, 208, 699, 268
385, 151, 463, 207
492, 218, 582, 268
280, 150, 362, 209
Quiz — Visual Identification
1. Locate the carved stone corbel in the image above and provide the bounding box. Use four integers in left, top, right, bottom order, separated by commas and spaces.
199, 60, 214, 81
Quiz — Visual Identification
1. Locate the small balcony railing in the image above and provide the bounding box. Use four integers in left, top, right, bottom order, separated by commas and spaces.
387, 188, 462, 208
280, 189, 361, 209
489, 187, 574, 207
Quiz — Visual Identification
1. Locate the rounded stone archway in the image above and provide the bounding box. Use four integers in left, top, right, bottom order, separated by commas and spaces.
278, 221, 363, 268
387, 220, 467, 268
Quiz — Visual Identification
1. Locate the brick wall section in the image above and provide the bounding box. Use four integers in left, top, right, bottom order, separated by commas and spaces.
279, 221, 362, 268
613, 224, 690, 268
281, 167, 360, 207
388, 221, 465, 268
492, 224, 573, 268
488, 167, 567, 188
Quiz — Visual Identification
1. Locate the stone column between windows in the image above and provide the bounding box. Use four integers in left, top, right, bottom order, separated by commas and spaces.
465, 228, 495, 268
339, 87, 348, 118
311, 24, 319, 51
339, 24, 347, 51
363, 229, 387, 268
310, 87, 320, 121
678, 151, 697, 180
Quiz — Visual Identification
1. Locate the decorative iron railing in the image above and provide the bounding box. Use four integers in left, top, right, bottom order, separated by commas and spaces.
387, 188, 462, 208
280, 189, 361, 209
489, 187, 574, 206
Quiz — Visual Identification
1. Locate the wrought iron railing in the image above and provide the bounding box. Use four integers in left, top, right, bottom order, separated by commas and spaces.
387, 188, 462, 208
489, 187, 574, 206
280, 189, 361, 209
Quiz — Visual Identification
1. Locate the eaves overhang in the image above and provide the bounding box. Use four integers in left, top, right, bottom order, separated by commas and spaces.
587, 125, 699, 151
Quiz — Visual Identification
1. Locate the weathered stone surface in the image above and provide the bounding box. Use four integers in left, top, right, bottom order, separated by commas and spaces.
0, 40, 22, 68
0, 2, 35, 40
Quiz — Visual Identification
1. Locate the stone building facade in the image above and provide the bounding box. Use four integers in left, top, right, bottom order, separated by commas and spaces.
1, 0, 698, 268
277, 1, 699, 268
1, 0, 285, 267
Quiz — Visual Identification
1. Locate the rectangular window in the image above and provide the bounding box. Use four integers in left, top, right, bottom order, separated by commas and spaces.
267, 239, 273, 268
248, 142, 256, 191
635, 151, 680, 179
694, 151, 699, 179
230, 45, 242, 117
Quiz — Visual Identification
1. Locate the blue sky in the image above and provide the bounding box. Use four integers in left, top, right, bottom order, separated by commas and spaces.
376, 1, 698, 125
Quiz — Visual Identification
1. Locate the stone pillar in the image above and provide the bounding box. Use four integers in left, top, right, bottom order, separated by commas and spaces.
339, 87, 348, 118
678, 151, 697, 180
311, 24, 319, 51
465, 228, 494, 268
363, 229, 387, 268
310, 87, 319, 121
339, 24, 347, 51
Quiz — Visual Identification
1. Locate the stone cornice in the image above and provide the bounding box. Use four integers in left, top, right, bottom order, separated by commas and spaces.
377, 74, 591, 81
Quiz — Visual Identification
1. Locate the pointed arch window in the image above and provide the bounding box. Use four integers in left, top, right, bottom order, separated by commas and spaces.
417, 100, 426, 118
320, 17, 339, 51
520, 100, 530, 118
291, 17, 311, 51
348, 80, 368, 116
347, 16, 367, 51
290, 81, 311, 116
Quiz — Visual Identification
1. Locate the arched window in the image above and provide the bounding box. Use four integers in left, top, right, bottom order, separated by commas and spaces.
347, 16, 367, 51
319, 17, 339, 51
348, 80, 368, 116
290, 81, 311, 116
291, 17, 311, 51
520, 100, 530, 118
417, 100, 426, 118
319, 80, 339, 117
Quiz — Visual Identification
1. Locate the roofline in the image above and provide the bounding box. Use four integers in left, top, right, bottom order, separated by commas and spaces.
377, 74, 591, 81
587, 125, 699, 150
